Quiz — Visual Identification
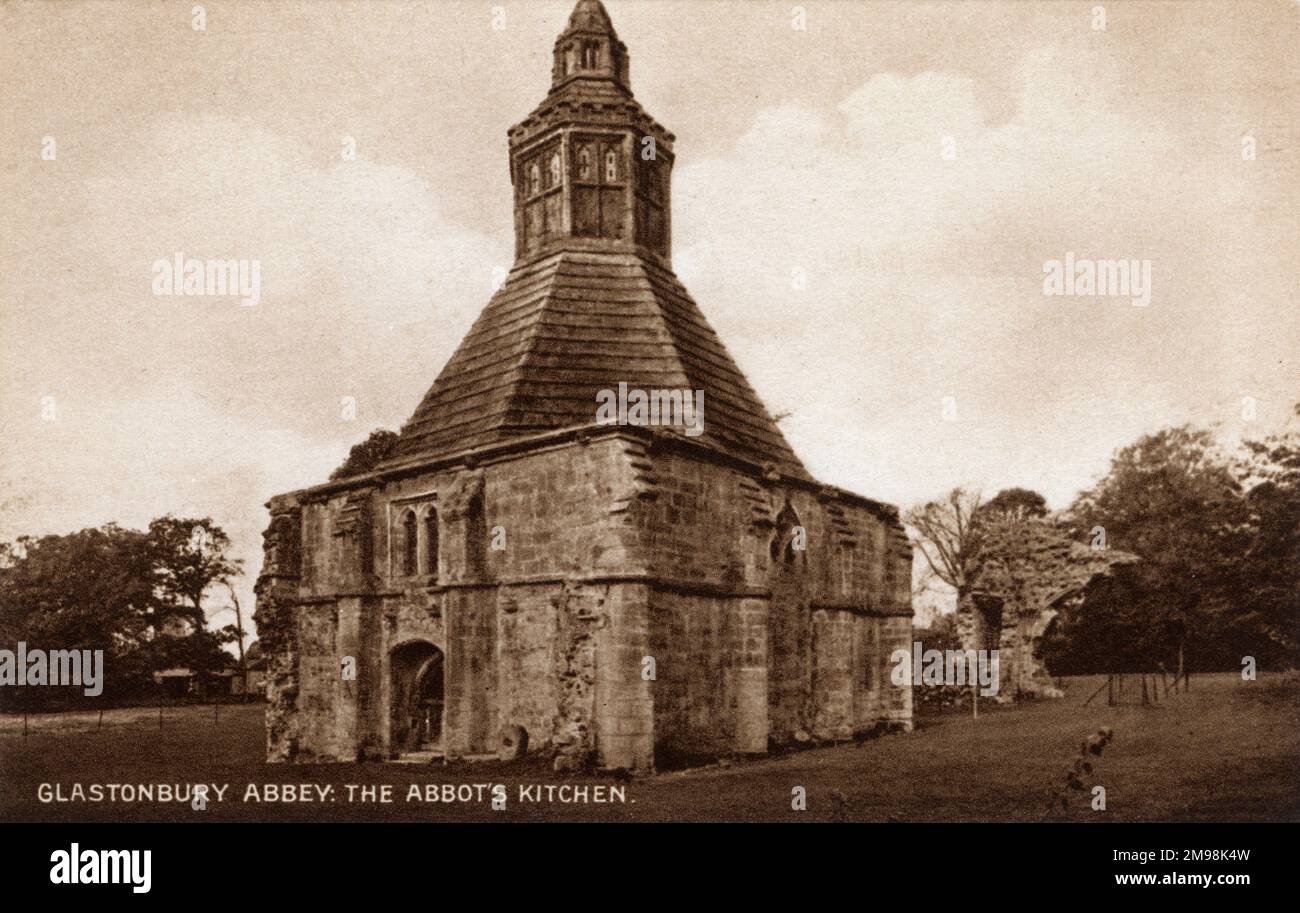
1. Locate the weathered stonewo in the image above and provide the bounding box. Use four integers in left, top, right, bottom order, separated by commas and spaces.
253, 0, 914, 772
957, 518, 1138, 701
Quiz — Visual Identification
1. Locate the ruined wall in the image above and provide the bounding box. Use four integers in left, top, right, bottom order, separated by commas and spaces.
956, 520, 1138, 702
255, 497, 303, 763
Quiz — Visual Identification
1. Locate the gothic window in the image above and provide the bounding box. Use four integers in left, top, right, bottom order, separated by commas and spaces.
402, 510, 418, 577
577, 146, 592, 180
565, 46, 576, 75
604, 149, 619, 182
548, 152, 562, 188
528, 162, 541, 196
583, 41, 600, 69
424, 509, 439, 578
770, 502, 802, 565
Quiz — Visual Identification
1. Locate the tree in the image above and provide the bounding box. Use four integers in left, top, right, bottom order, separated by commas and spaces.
977, 487, 1048, 522
210, 581, 251, 699
332, 429, 399, 480
0, 517, 243, 708
147, 516, 241, 635
914, 610, 962, 652
906, 487, 1053, 613
1066, 426, 1251, 681
1232, 404, 1300, 667
0, 525, 155, 707
904, 487, 985, 616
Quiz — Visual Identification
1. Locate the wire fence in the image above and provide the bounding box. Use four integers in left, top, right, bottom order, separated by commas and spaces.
1081, 668, 1190, 707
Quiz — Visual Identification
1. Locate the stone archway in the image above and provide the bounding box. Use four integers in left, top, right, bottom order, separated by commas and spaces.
390, 641, 445, 754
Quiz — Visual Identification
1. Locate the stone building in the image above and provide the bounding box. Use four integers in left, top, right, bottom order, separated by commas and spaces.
254, 0, 914, 772
958, 519, 1137, 700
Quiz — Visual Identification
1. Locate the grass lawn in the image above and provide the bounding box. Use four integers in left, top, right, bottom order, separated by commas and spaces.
1, 672, 1296, 823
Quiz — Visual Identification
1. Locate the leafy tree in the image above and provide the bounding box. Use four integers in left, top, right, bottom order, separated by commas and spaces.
977, 487, 1049, 522
0, 525, 155, 708
146, 516, 240, 635
906, 487, 1053, 614
914, 611, 962, 652
332, 429, 399, 480
1036, 564, 1147, 674
0, 517, 243, 708
1231, 405, 1300, 667
1066, 426, 1251, 679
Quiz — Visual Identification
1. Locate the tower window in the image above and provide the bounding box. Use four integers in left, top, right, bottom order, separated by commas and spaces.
548, 153, 562, 188
583, 41, 600, 69
528, 163, 541, 196
565, 46, 576, 75
604, 150, 619, 182
577, 146, 592, 180
402, 510, 418, 577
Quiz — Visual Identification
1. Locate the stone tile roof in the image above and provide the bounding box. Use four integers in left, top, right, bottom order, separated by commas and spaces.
383, 250, 810, 479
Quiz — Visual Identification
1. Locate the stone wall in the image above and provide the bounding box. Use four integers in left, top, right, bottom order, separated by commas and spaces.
955, 519, 1139, 702
255, 428, 914, 769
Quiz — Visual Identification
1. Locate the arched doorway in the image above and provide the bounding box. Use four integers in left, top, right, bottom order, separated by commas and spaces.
390, 642, 445, 753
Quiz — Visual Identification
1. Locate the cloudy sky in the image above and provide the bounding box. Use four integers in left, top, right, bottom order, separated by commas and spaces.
2, 0, 1297, 632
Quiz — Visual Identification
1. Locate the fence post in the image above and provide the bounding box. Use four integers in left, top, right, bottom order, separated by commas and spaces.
1141, 675, 1149, 705
1107, 674, 1114, 706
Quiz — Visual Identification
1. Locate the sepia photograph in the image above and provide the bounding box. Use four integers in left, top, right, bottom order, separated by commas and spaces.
1, 0, 1296, 893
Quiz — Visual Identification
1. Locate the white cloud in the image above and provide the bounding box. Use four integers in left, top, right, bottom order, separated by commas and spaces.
672, 46, 1296, 513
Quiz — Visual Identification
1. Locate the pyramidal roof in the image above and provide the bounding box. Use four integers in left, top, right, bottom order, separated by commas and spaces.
383, 1, 809, 480
565, 0, 617, 34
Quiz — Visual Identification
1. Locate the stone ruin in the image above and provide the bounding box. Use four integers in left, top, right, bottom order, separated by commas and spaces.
957, 519, 1137, 700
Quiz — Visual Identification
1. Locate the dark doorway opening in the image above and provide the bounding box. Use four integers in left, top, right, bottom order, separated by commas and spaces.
390, 642, 444, 754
